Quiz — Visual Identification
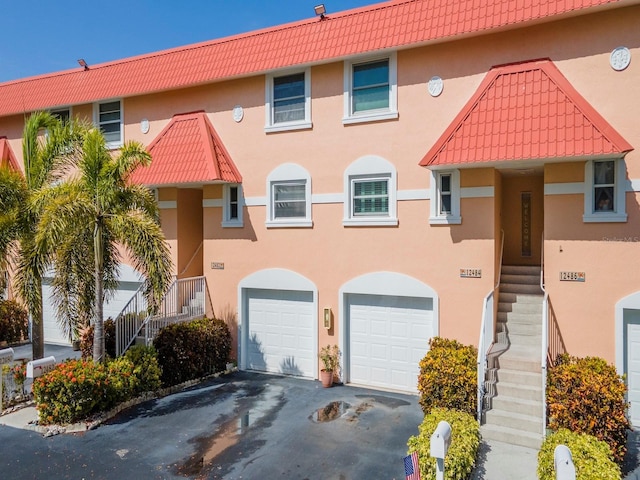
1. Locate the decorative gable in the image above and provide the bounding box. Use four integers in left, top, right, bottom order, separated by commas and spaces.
420, 59, 633, 167
131, 111, 242, 186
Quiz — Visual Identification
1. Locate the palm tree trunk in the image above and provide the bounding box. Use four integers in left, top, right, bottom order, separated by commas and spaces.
31, 284, 45, 359
92, 219, 105, 363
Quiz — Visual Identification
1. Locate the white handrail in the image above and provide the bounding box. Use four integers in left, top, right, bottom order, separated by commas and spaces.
477, 229, 504, 422
540, 231, 548, 437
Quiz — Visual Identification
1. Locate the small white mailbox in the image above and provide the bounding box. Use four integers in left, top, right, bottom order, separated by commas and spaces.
0, 347, 14, 365
430, 420, 452, 459
554, 445, 576, 480
26, 356, 56, 379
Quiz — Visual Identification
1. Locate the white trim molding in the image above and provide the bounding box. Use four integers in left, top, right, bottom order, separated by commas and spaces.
544, 182, 585, 195
158, 200, 177, 209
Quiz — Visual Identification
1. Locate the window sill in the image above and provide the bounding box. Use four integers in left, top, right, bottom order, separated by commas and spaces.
106, 141, 123, 150
429, 216, 462, 225
266, 219, 313, 228
342, 110, 398, 125
221, 220, 244, 228
264, 121, 312, 133
343, 217, 398, 227
583, 213, 627, 223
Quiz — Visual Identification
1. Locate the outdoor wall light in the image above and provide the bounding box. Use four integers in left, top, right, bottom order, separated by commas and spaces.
77, 59, 89, 70
314, 4, 326, 18
323, 307, 332, 330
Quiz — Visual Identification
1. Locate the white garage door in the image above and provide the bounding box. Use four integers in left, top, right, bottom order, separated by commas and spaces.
43, 277, 141, 346
246, 289, 314, 378
347, 294, 433, 393
627, 311, 640, 429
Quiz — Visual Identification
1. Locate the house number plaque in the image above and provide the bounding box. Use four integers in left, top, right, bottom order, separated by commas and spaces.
211, 262, 225, 270
559, 271, 585, 282
460, 269, 482, 278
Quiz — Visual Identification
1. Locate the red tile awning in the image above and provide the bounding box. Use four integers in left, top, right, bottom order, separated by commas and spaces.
131, 111, 242, 186
0, 137, 20, 171
420, 58, 633, 167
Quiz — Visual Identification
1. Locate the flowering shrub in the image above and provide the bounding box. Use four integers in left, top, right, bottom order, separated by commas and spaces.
79, 318, 116, 360
33, 359, 113, 424
12, 361, 26, 386
33, 348, 162, 425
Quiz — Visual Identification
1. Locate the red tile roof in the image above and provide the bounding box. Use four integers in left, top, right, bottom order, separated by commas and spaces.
130, 111, 242, 186
0, 0, 630, 117
420, 59, 634, 167
0, 137, 20, 171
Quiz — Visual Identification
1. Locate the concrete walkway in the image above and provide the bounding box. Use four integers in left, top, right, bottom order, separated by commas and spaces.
471, 440, 538, 480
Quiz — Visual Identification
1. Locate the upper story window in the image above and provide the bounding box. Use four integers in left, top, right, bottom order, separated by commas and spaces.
222, 184, 243, 228
583, 159, 627, 223
343, 53, 398, 125
343, 155, 397, 226
352, 178, 389, 216
429, 170, 461, 225
266, 163, 312, 228
265, 69, 311, 133
51, 108, 70, 123
95, 100, 123, 148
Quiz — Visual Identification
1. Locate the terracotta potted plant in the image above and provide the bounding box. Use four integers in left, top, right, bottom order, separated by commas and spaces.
319, 344, 340, 388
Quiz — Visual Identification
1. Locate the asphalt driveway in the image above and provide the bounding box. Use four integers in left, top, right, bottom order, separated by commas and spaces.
0, 371, 424, 479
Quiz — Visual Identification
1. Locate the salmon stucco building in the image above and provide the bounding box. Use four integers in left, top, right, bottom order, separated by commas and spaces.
1, 0, 639, 447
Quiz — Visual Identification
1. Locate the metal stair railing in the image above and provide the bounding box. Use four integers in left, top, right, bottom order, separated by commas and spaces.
115, 276, 212, 356
477, 229, 504, 422
541, 231, 548, 437
115, 283, 150, 357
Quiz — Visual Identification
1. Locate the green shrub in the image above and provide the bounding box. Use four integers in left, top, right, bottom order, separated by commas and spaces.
417, 337, 477, 416
124, 345, 162, 394
547, 354, 629, 462
0, 299, 28, 344
79, 318, 116, 360
153, 317, 231, 387
407, 407, 480, 480
537, 429, 621, 480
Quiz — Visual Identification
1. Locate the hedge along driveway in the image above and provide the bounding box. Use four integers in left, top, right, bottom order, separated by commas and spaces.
0, 372, 424, 479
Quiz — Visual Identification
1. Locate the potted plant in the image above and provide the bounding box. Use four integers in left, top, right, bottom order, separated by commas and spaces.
319, 344, 340, 388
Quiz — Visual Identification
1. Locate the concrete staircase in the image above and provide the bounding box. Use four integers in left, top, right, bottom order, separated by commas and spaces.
481, 265, 544, 450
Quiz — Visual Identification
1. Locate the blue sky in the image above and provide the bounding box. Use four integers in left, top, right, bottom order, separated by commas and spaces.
0, 0, 377, 83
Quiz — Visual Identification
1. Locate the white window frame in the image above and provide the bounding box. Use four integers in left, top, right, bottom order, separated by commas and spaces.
430, 169, 461, 225
583, 158, 627, 223
343, 155, 397, 226
266, 163, 312, 228
93, 99, 123, 149
343, 53, 398, 125
222, 184, 243, 228
265, 68, 312, 133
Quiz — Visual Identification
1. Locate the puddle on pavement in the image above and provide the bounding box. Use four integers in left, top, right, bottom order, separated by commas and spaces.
174, 383, 285, 478
311, 401, 350, 423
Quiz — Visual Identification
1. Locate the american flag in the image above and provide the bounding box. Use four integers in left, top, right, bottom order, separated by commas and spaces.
403, 451, 421, 480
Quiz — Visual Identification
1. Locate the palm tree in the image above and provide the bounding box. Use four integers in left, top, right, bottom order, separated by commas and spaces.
34, 127, 172, 362
0, 112, 79, 359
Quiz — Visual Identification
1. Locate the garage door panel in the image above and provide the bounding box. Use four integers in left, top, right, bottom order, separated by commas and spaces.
246, 289, 314, 378
348, 293, 433, 392
627, 314, 640, 429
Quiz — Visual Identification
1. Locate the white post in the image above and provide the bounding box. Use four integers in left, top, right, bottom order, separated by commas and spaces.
430, 421, 452, 480
0, 348, 15, 412
554, 445, 576, 480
